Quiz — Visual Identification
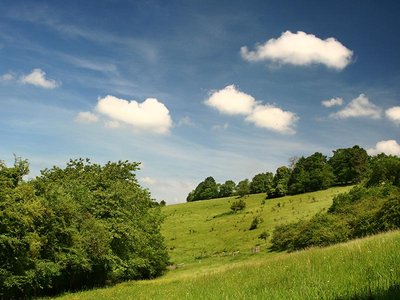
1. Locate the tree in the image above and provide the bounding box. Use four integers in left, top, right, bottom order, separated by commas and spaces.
219, 180, 236, 198
366, 154, 400, 187
250, 172, 273, 194
329, 145, 369, 185
187, 176, 219, 201
230, 199, 246, 212
288, 152, 334, 194
236, 179, 250, 197
269, 166, 291, 198
1, 158, 169, 298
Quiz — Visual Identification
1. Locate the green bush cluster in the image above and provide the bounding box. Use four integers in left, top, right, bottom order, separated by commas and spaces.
271, 184, 400, 252
230, 199, 246, 212
0, 158, 169, 299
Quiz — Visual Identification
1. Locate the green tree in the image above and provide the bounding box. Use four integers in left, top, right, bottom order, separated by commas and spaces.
218, 180, 236, 198
236, 179, 250, 197
366, 154, 400, 187
187, 176, 219, 201
269, 166, 291, 198
329, 145, 369, 185
250, 172, 273, 194
288, 152, 334, 194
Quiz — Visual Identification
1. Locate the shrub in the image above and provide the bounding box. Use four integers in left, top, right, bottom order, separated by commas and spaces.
249, 216, 263, 230
230, 199, 246, 212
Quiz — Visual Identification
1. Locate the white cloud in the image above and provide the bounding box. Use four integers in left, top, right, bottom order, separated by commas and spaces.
205, 84, 256, 115
75, 111, 99, 123
331, 94, 382, 119
95, 95, 172, 134
241, 31, 353, 70
1, 73, 14, 81
20, 68, 60, 89
367, 140, 400, 156
177, 116, 195, 127
140, 176, 157, 185
386, 106, 400, 125
205, 85, 298, 134
322, 97, 343, 108
245, 104, 299, 135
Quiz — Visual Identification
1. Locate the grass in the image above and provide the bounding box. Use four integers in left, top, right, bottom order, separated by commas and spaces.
162, 186, 352, 265
56, 230, 400, 299
51, 186, 400, 299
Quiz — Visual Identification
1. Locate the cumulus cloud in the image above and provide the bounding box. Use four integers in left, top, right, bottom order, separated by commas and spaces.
245, 104, 298, 135
331, 94, 382, 119
367, 140, 400, 156
241, 31, 353, 70
20, 68, 60, 89
95, 95, 172, 134
205, 85, 298, 134
322, 97, 343, 108
386, 106, 400, 125
75, 111, 99, 123
205, 84, 256, 115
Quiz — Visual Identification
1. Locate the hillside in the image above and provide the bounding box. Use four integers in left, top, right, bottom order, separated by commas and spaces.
162, 186, 352, 265
56, 230, 400, 299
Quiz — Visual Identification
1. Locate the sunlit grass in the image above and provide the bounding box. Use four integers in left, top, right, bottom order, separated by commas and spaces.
56, 231, 400, 299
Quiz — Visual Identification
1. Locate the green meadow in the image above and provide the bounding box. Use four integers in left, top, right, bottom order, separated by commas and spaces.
54, 186, 399, 299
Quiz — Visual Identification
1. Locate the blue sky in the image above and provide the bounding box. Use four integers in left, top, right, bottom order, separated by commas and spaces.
1, 0, 399, 203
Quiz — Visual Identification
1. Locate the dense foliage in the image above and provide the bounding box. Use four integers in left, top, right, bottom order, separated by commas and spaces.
271, 154, 400, 252
187, 145, 398, 202
0, 158, 169, 299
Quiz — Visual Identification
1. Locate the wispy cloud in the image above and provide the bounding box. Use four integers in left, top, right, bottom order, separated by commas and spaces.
75, 111, 99, 123
241, 31, 353, 70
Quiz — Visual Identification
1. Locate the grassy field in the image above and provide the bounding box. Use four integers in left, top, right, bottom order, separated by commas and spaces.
56, 231, 400, 299
51, 187, 400, 299
162, 186, 352, 265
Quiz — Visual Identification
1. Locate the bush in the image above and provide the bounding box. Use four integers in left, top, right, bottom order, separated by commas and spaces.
249, 216, 263, 230
230, 199, 246, 212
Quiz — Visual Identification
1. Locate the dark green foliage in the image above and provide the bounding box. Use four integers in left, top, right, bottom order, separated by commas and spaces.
230, 199, 246, 212
258, 231, 269, 240
271, 184, 400, 252
236, 179, 250, 197
366, 154, 400, 187
288, 152, 335, 195
268, 166, 291, 198
249, 173, 273, 194
329, 145, 369, 185
187, 176, 219, 201
0, 158, 169, 298
218, 180, 236, 198
249, 216, 263, 230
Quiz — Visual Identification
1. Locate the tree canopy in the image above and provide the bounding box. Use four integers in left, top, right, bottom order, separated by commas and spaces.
0, 158, 169, 298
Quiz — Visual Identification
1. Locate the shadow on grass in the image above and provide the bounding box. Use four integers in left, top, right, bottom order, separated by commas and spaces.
336, 284, 400, 300
212, 211, 235, 219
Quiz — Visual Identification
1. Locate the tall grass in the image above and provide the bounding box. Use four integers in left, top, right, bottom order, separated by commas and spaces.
56, 231, 400, 300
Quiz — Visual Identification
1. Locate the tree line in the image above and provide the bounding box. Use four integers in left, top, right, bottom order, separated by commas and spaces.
186, 145, 374, 202
0, 158, 169, 299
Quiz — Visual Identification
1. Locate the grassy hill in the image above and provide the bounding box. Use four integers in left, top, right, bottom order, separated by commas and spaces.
162, 186, 352, 265
52, 186, 400, 299
56, 230, 400, 299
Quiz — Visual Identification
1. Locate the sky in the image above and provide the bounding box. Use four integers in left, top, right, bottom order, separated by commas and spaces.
1, 0, 399, 203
